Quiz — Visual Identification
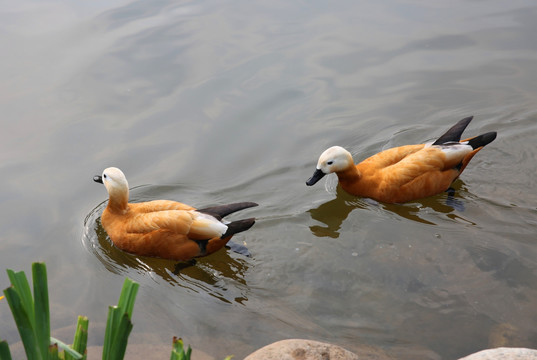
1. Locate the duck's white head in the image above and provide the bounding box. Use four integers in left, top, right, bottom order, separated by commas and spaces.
306, 146, 354, 186
94, 167, 129, 211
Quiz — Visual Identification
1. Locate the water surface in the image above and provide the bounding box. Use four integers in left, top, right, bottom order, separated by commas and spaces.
1, 1, 537, 359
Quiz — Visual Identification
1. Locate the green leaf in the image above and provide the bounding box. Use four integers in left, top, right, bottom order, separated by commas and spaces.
185, 346, 192, 359
50, 337, 83, 360
3, 286, 41, 360
108, 313, 133, 360
48, 343, 59, 360
170, 337, 191, 360
66, 316, 88, 360
102, 306, 118, 360
6, 269, 35, 330
32, 263, 50, 358
103, 279, 138, 360
170, 337, 181, 360
116, 279, 139, 319
0, 339, 13, 360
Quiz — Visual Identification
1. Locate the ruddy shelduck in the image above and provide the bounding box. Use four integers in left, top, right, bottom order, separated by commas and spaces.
306, 116, 497, 203
93, 167, 257, 261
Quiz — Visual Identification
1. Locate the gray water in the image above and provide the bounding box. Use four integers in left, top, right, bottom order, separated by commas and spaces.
1, 0, 537, 359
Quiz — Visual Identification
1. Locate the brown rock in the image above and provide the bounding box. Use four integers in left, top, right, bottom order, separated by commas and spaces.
488, 323, 529, 348
244, 339, 360, 360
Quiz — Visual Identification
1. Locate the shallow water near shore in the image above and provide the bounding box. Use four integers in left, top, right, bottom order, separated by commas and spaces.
1, 1, 537, 359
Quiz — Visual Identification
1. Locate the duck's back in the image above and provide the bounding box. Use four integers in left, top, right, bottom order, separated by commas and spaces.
101, 200, 194, 243
359, 144, 425, 169
131, 200, 195, 213
346, 144, 461, 203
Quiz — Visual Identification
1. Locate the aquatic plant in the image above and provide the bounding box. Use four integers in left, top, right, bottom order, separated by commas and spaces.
0, 262, 235, 360
170, 337, 192, 360
1, 262, 88, 359
0, 262, 139, 360
102, 278, 139, 360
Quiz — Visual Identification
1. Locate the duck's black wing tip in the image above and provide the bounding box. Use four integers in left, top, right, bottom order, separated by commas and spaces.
432, 116, 474, 145
197, 202, 258, 220
222, 218, 256, 238
467, 131, 497, 149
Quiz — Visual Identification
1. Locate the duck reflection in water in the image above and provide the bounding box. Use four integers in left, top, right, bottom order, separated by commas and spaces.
308, 183, 475, 238
87, 212, 251, 305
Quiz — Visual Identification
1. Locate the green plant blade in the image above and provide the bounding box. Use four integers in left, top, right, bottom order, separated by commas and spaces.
50, 337, 83, 360
6, 269, 35, 330
117, 279, 139, 319
170, 337, 181, 360
0, 339, 13, 360
66, 316, 88, 360
103, 279, 138, 360
48, 343, 59, 360
108, 313, 133, 360
102, 306, 118, 360
32, 263, 50, 359
3, 287, 41, 360
170, 337, 191, 360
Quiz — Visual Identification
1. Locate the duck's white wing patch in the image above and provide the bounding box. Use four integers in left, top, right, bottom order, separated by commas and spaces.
189, 211, 228, 238
436, 143, 473, 163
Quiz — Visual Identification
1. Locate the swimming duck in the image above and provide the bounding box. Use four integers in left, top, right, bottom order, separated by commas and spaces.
93, 167, 257, 261
306, 116, 496, 203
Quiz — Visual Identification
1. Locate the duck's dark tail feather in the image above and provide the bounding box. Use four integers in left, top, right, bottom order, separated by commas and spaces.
222, 218, 256, 238
197, 202, 258, 220
432, 116, 473, 145
466, 132, 497, 149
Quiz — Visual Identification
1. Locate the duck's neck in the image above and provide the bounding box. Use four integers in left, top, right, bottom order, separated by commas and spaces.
336, 165, 361, 189
107, 187, 129, 214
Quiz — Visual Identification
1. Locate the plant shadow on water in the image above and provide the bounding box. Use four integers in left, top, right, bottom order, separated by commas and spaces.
308, 181, 475, 238
83, 200, 251, 305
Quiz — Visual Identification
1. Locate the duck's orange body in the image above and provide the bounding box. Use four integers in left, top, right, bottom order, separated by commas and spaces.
94, 168, 257, 261
307, 116, 496, 203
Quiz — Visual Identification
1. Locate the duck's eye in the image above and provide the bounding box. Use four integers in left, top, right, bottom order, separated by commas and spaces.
103, 174, 108, 179
327, 161, 334, 165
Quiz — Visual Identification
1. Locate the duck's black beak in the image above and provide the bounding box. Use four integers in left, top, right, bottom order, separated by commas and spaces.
306, 168, 325, 186
93, 175, 103, 184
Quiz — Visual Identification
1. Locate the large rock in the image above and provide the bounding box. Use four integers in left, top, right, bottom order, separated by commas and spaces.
459, 348, 537, 360
244, 339, 374, 360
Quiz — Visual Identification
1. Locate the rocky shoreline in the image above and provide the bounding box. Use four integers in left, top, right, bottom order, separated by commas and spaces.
7, 323, 536, 359
244, 339, 537, 360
